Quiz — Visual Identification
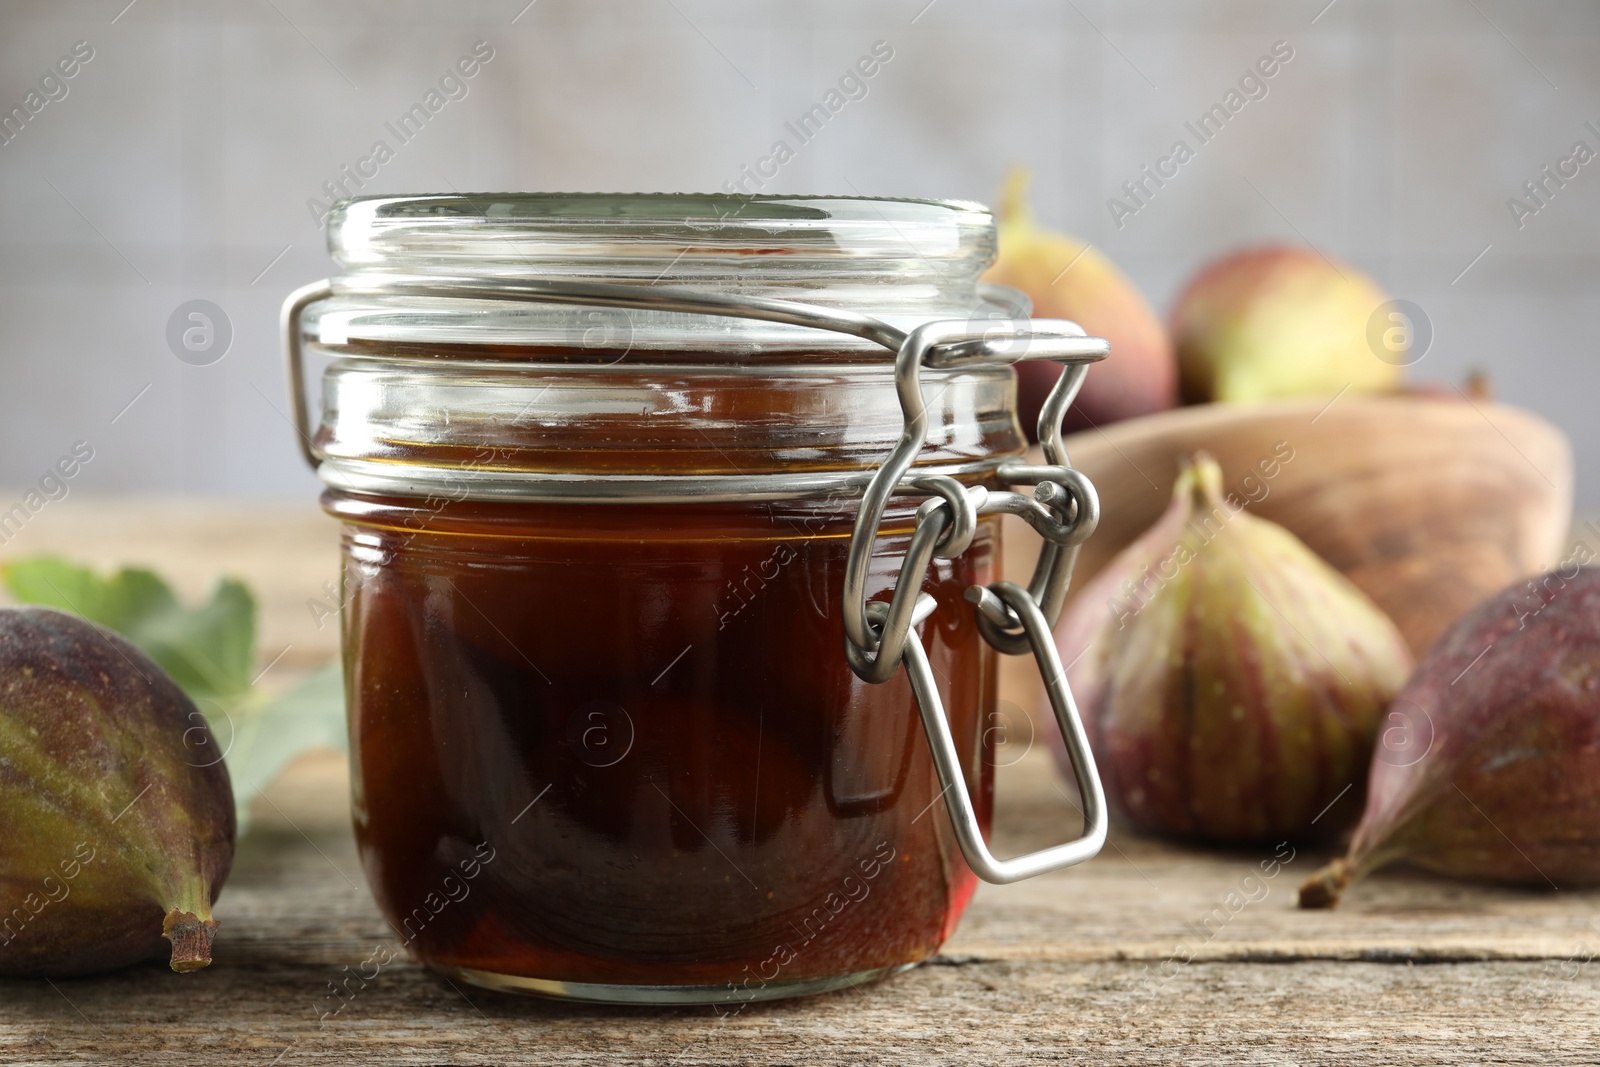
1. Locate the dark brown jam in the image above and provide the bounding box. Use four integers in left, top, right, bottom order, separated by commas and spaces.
330, 491, 998, 993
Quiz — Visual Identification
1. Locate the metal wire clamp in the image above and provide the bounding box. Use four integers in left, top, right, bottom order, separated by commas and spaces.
283, 274, 1108, 885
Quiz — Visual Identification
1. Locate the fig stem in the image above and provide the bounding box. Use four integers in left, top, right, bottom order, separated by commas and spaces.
997, 167, 1031, 224
162, 908, 219, 972
1297, 858, 1353, 909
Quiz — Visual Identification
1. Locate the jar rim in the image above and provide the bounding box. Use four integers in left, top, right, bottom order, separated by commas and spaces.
327, 192, 995, 276
334, 191, 985, 215
331, 190, 989, 220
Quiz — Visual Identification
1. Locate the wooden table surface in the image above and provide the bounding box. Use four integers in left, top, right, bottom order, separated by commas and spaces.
1, 499, 1597, 1066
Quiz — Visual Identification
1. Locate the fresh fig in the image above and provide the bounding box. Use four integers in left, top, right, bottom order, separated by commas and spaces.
982, 168, 1176, 439
1054, 452, 1413, 843
1170, 244, 1398, 404
0, 606, 234, 975
1300, 566, 1600, 907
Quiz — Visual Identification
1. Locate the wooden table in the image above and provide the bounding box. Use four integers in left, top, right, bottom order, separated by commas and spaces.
1, 500, 1596, 1065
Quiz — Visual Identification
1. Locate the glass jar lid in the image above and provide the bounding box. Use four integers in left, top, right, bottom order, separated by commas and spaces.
308, 193, 1014, 358
279, 192, 1115, 505
329, 192, 993, 280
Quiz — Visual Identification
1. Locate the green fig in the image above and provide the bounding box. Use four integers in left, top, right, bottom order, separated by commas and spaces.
983, 167, 1177, 438
1170, 244, 1399, 403
0, 607, 235, 975
1053, 452, 1414, 844
1300, 565, 1600, 907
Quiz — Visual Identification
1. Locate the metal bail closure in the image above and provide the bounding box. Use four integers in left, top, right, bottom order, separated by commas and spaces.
839, 316, 1110, 884
914, 583, 1106, 883
283, 273, 1111, 883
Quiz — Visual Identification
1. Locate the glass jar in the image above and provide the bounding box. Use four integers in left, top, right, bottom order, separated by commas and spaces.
282, 193, 1107, 1005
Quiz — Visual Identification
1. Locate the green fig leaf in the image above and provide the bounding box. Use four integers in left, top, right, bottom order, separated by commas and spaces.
220, 661, 347, 831
1, 557, 257, 702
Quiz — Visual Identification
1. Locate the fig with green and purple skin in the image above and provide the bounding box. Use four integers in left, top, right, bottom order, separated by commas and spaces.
982, 167, 1177, 438
1170, 244, 1398, 403
1053, 452, 1414, 844
1300, 565, 1600, 908
0, 607, 235, 975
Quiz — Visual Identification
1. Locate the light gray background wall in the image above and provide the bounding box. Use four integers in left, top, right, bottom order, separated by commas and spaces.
1, 0, 1595, 505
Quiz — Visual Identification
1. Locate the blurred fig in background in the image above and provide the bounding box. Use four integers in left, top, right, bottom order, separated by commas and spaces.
1171, 245, 1398, 404
1053, 453, 1413, 845
1301, 566, 1600, 909
983, 168, 1176, 439
0, 607, 235, 976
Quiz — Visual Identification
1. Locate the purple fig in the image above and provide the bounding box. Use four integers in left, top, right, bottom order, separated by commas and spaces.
1054, 452, 1414, 844
0, 607, 235, 975
1300, 565, 1600, 907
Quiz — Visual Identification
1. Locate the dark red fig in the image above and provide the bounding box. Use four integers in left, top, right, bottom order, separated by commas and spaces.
0, 607, 235, 974
1301, 565, 1600, 907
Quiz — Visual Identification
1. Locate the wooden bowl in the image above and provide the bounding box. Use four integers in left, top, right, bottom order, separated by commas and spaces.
998, 395, 1573, 711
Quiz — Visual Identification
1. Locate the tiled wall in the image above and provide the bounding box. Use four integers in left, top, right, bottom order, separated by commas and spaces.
1, 0, 1595, 505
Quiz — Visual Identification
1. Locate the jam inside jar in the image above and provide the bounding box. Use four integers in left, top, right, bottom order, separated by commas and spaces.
288, 193, 1105, 1004
333, 495, 997, 999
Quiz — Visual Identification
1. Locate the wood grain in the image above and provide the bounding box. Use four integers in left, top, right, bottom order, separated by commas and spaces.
3, 750, 1599, 1066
